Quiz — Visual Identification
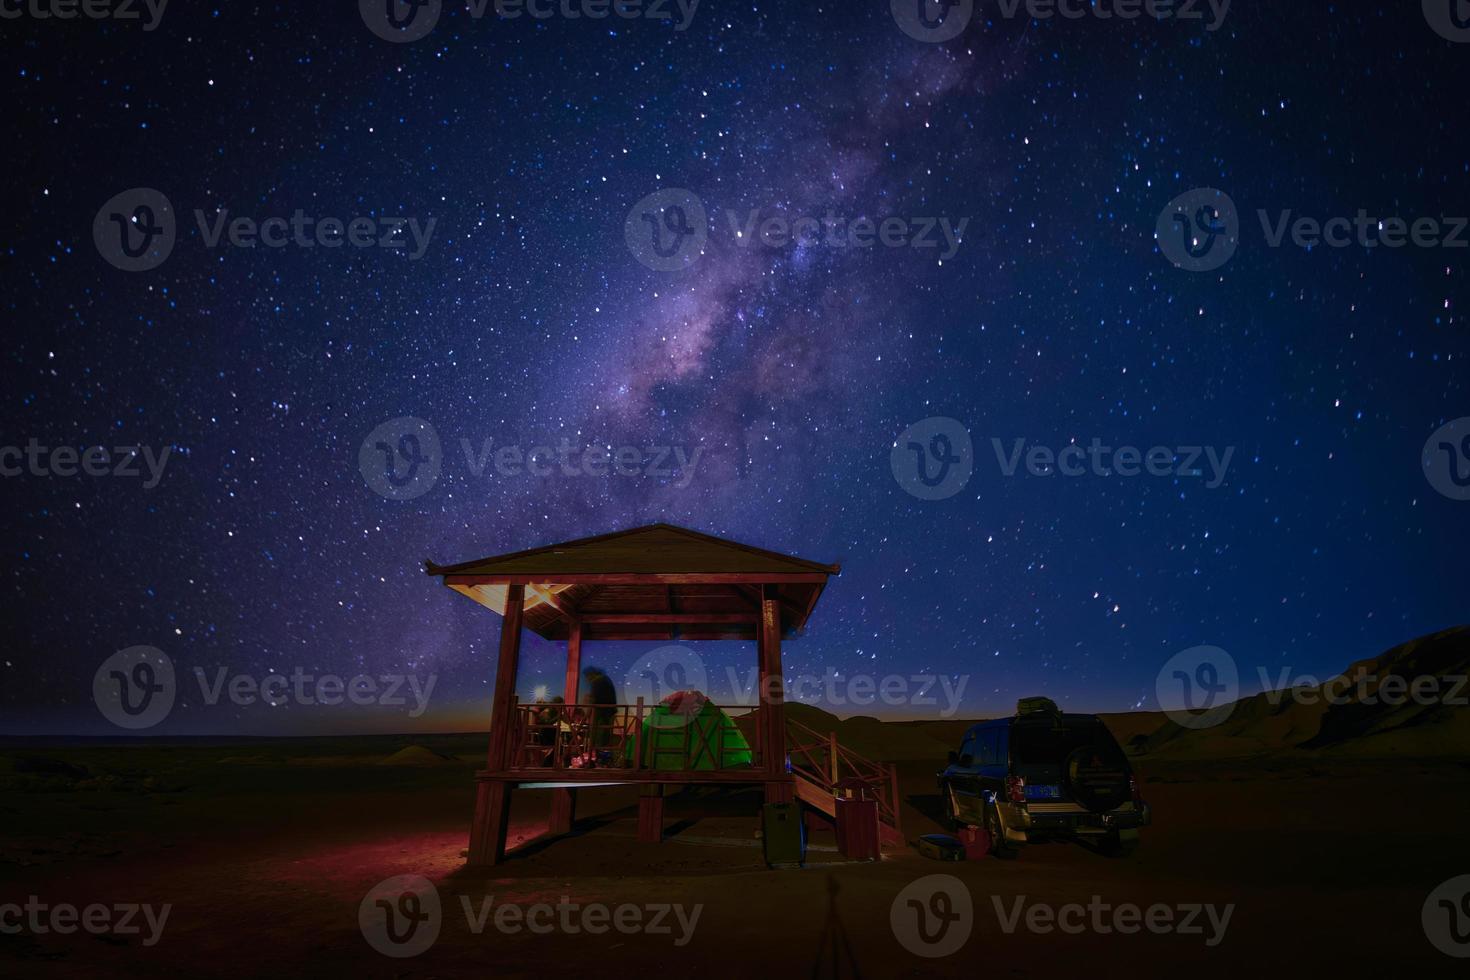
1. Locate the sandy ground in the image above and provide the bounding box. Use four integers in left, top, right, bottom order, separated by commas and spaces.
2, 743, 1468, 978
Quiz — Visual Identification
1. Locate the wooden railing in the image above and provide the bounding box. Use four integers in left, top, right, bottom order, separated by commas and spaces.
787, 716, 903, 837
507, 698, 759, 772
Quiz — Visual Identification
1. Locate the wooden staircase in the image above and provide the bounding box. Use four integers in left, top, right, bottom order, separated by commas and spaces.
786, 718, 905, 846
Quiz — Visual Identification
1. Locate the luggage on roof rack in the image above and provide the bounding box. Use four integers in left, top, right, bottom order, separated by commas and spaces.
1016, 696, 1061, 717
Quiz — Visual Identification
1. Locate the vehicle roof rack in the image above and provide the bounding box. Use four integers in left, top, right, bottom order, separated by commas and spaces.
1016, 696, 1061, 717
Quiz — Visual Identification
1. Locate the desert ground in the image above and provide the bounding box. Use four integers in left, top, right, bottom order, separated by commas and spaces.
2, 727, 1467, 978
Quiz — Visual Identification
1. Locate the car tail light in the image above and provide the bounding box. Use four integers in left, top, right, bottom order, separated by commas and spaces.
1006, 775, 1026, 803
1129, 772, 1143, 802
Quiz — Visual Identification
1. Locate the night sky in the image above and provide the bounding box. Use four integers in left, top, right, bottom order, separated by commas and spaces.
3, 1, 1467, 735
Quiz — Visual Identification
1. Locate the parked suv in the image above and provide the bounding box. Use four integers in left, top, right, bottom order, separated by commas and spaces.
937, 697, 1150, 856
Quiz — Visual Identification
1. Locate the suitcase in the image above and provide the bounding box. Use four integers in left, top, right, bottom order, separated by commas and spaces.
762, 802, 806, 868
916, 833, 966, 861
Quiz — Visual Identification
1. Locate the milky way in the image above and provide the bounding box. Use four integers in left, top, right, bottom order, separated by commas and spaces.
3, 2, 1467, 734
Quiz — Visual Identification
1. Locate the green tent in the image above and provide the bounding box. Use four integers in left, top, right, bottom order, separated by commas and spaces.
624, 698, 754, 770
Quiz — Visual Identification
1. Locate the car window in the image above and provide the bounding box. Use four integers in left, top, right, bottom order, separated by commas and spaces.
958, 734, 978, 763
976, 730, 998, 766
1010, 718, 1124, 764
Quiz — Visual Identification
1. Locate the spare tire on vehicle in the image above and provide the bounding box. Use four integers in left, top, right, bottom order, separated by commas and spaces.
1064, 746, 1131, 813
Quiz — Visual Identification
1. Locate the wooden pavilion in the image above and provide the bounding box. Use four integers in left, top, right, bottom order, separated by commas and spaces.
424, 523, 851, 866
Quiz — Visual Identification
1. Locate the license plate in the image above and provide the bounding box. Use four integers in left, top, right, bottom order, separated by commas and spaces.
1024, 784, 1062, 800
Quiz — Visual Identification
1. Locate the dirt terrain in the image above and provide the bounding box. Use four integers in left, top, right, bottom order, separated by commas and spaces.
2, 734, 1466, 978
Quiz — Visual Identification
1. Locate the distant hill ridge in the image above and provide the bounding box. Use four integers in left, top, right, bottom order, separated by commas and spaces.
1142, 626, 1470, 759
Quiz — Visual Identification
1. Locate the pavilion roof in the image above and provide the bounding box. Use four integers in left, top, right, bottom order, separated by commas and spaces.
425, 523, 840, 642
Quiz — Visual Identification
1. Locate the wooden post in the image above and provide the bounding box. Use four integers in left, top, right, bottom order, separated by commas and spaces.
468, 780, 514, 866
888, 763, 903, 839
828, 731, 840, 787
469, 584, 524, 867
485, 584, 526, 771
637, 784, 664, 843
759, 585, 787, 780
633, 696, 645, 770
549, 618, 582, 835
759, 584, 794, 807
564, 619, 582, 704
549, 785, 575, 836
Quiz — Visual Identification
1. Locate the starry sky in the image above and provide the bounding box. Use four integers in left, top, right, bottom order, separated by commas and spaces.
3, 1, 1467, 735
